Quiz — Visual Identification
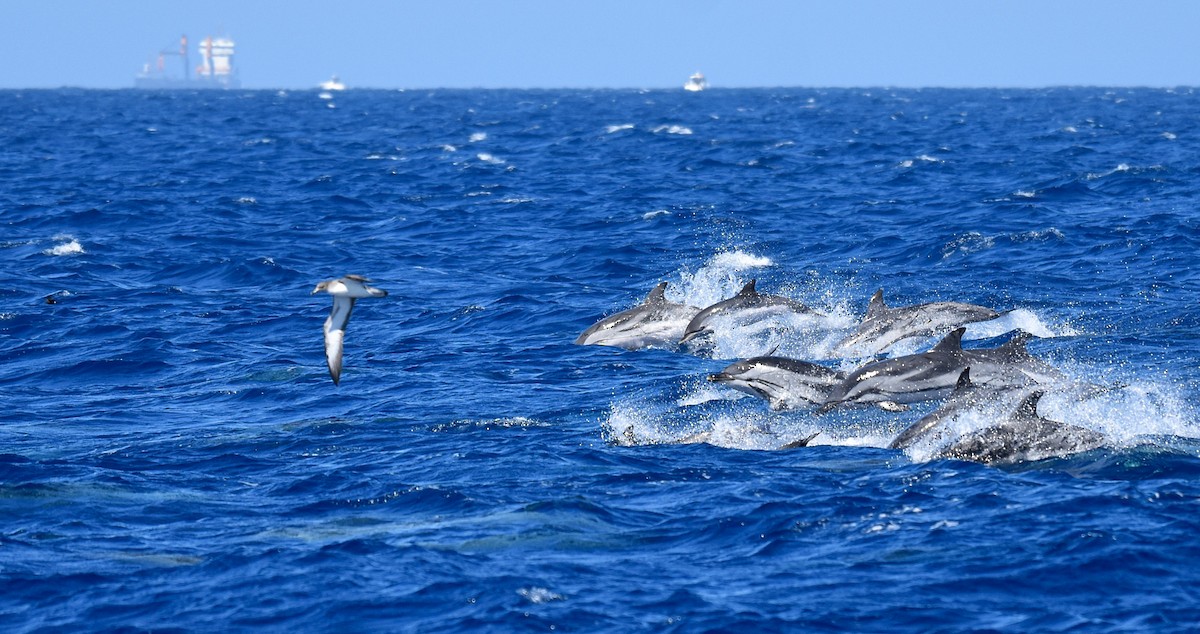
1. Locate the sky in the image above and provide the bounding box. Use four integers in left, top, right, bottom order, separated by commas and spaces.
4, 1, 1200, 89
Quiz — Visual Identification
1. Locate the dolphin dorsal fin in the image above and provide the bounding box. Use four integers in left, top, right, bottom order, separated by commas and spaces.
866, 289, 888, 319
996, 330, 1033, 359
930, 327, 967, 354
737, 279, 758, 297
1013, 390, 1044, 420
954, 367, 972, 391
645, 282, 669, 304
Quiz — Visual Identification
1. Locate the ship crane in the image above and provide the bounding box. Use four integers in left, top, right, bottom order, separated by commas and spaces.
150, 35, 191, 81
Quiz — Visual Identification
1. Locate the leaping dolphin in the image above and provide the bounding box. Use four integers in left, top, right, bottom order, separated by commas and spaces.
708, 356, 844, 410
679, 279, 821, 345
889, 367, 1030, 450
820, 328, 1059, 413
312, 274, 388, 385
832, 289, 1001, 357
935, 391, 1106, 465
575, 282, 700, 350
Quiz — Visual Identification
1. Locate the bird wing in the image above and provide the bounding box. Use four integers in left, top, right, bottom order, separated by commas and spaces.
323, 296, 356, 385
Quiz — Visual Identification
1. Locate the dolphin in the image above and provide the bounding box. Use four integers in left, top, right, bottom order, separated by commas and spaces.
832, 289, 1001, 356
312, 274, 388, 385
889, 367, 1031, 450
616, 425, 820, 450
935, 390, 1106, 465
820, 327, 1059, 412
708, 356, 844, 410
679, 279, 820, 345
575, 282, 700, 350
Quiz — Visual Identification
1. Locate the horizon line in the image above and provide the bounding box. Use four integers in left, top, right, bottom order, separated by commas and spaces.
3, 83, 1198, 92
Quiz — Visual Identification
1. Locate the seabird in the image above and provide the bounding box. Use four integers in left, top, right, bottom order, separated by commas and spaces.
311, 274, 388, 385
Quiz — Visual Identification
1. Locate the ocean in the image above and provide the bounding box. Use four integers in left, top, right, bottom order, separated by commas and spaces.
2, 87, 1200, 632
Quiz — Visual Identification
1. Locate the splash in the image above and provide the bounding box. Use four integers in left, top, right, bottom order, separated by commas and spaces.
603, 397, 814, 451
900, 378, 1200, 464
669, 250, 774, 308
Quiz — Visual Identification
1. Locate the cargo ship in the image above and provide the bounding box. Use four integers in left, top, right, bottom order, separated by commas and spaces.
135, 35, 240, 89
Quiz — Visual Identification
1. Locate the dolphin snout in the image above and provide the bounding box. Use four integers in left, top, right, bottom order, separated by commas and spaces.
708, 373, 732, 383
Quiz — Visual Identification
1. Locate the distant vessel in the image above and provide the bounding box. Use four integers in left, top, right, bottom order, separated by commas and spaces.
319, 75, 346, 91
135, 35, 241, 89
684, 72, 708, 92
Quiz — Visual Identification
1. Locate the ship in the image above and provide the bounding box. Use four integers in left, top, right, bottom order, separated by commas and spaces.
683, 72, 708, 92
135, 35, 241, 89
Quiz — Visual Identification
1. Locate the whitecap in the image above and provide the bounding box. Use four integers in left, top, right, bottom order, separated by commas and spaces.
642, 209, 670, 220
431, 417, 547, 433
469, 132, 488, 142
1086, 163, 1134, 180
605, 124, 634, 134
651, 124, 693, 135
476, 153, 505, 165
518, 587, 564, 604
899, 155, 941, 168
1162, 131, 1177, 140
941, 232, 995, 258
1010, 227, 1065, 243
236, 197, 257, 204
44, 236, 84, 256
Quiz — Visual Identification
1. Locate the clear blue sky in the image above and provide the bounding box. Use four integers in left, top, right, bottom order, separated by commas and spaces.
6, 1, 1200, 89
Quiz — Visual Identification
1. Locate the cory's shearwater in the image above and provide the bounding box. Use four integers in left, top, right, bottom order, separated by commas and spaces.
311, 275, 388, 385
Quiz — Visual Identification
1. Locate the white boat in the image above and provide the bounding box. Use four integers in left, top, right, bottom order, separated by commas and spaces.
683, 72, 707, 92
319, 75, 346, 91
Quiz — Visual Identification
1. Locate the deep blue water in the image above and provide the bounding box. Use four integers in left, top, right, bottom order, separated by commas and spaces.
3, 87, 1200, 632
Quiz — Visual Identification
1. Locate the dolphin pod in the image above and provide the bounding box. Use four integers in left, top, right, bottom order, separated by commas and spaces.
818, 327, 1063, 413
577, 281, 1112, 465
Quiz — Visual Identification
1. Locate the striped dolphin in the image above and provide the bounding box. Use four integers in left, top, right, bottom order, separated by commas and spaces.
679, 280, 820, 345
576, 282, 700, 350
832, 289, 1002, 356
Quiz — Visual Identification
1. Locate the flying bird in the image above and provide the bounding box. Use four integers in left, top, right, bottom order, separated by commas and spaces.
311, 274, 388, 385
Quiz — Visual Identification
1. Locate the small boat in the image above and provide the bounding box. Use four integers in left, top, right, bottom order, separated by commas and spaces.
683, 72, 708, 92
319, 75, 346, 91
